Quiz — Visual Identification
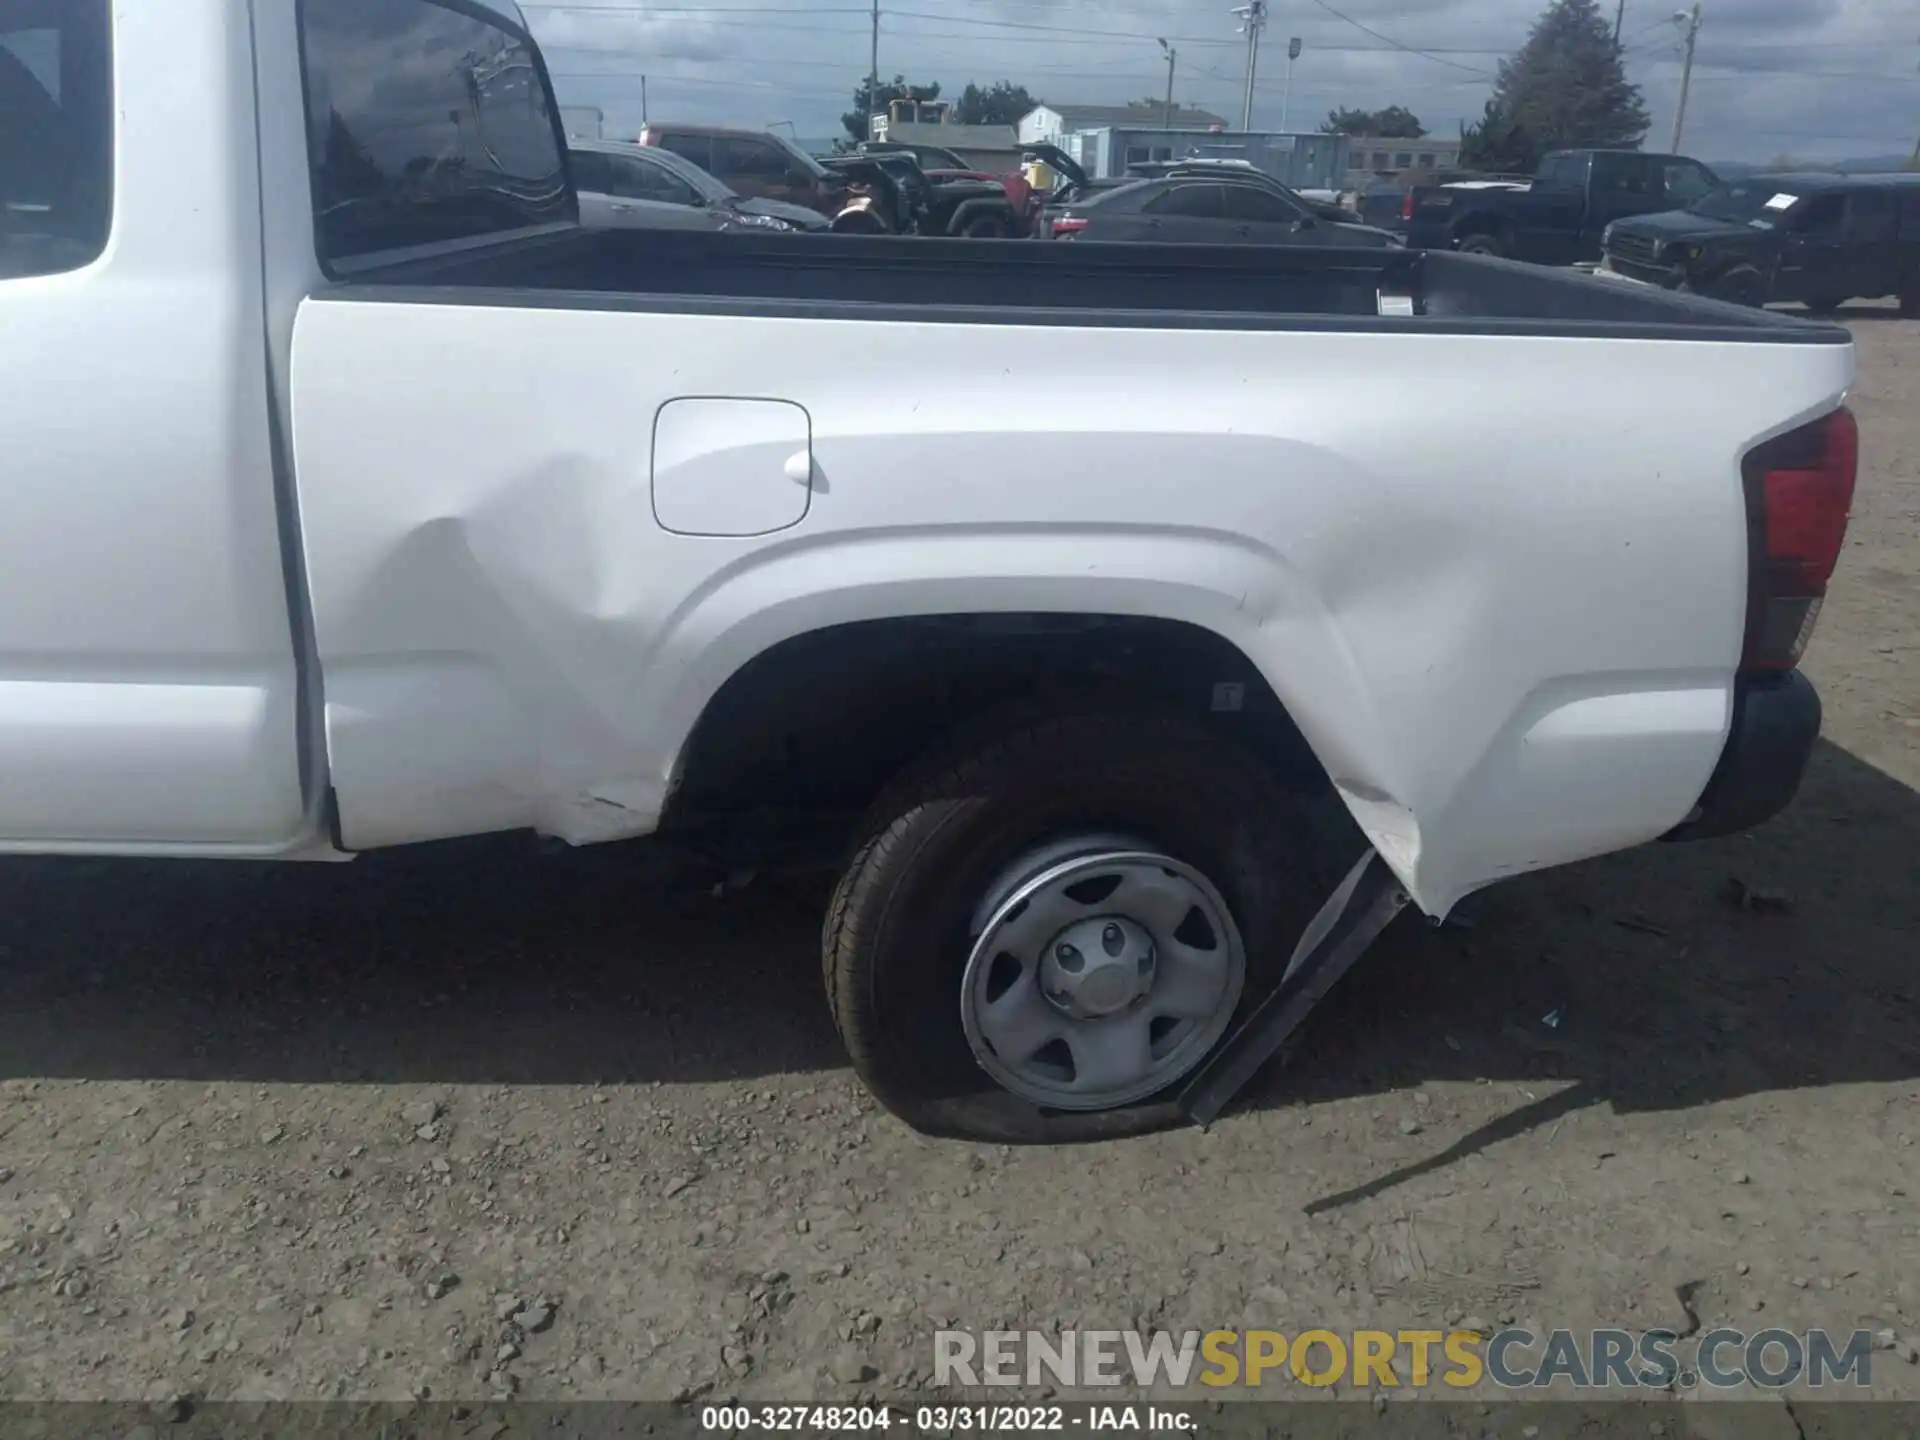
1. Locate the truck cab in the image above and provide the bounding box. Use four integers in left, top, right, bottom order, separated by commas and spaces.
1406, 149, 1719, 265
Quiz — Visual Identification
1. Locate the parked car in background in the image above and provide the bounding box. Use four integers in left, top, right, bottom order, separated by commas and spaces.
1356, 170, 1531, 234
1600, 172, 1920, 314
1046, 175, 1399, 247
1128, 159, 1355, 225
639, 123, 845, 217
1402, 150, 1719, 263
570, 141, 826, 233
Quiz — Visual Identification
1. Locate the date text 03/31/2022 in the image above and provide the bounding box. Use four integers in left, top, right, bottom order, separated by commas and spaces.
699, 1405, 1196, 1432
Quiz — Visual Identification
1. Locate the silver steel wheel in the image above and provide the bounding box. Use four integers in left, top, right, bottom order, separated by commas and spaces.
959, 842, 1246, 1111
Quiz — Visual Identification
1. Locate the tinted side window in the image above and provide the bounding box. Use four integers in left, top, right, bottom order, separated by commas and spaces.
1534, 154, 1587, 190
621, 156, 697, 206
1793, 193, 1845, 235
1848, 189, 1895, 242
1147, 184, 1227, 218
569, 151, 610, 193
1900, 191, 1920, 236
300, 0, 571, 270
1595, 154, 1656, 199
0, 0, 112, 281
1662, 161, 1715, 206
719, 138, 789, 182
1224, 186, 1301, 223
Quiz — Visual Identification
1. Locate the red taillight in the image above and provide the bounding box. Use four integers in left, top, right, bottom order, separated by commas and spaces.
1400, 190, 1416, 222
1740, 406, 1858, 672
1050, 216, 1090, 238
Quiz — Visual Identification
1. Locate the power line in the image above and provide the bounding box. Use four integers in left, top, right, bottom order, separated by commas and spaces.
1293, 0, 1493, 75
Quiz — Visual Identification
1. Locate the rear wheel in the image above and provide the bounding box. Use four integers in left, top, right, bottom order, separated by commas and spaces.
822, 711, 1335, 1142
1455, 231, 1507, 258
1803, 296, 1847, 316
1899, 291, 1918, 319
1710, 268, 1768, 307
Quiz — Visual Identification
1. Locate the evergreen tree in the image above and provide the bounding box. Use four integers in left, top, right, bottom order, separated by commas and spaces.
1321, 105, 1425, 138
1461, 0, 1647, 169
954, 81, 1039, 128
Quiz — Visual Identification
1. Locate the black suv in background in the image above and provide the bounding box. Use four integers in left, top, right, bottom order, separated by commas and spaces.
1601, 171, 1920, 314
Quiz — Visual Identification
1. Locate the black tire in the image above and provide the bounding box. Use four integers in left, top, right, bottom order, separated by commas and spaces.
1803, 296, 1847, 317
1455, 231, 1507, 258
1899, 291, 1918, 320
1710, 268, 1768, 307
822, 710, 1343, 1142
959, 213, 1014, 239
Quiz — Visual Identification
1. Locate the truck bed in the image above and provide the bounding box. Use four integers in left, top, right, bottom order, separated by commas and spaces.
328, 228, 1846, 343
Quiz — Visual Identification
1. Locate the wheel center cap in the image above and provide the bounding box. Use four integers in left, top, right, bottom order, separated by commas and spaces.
1038, 916, 1157, 1019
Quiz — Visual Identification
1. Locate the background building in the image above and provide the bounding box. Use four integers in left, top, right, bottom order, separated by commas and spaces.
1342, 135, 1463, 183
1019, 102, 1229, 149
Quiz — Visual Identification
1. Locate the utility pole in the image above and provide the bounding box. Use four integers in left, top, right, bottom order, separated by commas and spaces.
868, 0, 880, 141
640, 74, 648, 126
1669, 3, 1702, 153
1159, 38, 1177, 129
1910, 41, 1919, 171
1233, 0, 1267, 132
1613, 0, 1625, 42
1282, 36, 1301, 132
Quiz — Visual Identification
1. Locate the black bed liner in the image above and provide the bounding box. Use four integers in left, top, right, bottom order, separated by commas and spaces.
320, 227, 1851, 343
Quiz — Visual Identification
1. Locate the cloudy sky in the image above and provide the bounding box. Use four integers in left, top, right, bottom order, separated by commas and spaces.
524, 0, 1914, 163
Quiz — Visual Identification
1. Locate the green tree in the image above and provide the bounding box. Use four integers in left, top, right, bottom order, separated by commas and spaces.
1458, 99, 1540, 172
1321, 105, 1425, 137
1461, 0, 1647, 169
954, 81, 1039, 127
841, 75, 942, 145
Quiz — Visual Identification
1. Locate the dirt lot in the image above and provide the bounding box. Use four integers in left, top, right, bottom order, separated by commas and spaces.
0, 312, 1915, 1425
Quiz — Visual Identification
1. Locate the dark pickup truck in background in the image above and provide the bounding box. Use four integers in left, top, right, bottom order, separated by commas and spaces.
1601, 171, 1920, 314
1403, 148, 1719, 263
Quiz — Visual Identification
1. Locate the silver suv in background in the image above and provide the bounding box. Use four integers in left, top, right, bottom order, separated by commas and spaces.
568, 140, 828, 234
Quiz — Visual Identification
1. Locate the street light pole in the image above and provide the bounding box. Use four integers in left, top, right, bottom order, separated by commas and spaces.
1159, 38, 1177, 130
868, 0, 880, 140
1282, 36, 1302, 132
1233, 1, 1267, 131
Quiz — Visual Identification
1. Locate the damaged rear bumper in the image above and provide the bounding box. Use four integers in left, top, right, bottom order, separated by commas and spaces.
1663, 670, 1821, 842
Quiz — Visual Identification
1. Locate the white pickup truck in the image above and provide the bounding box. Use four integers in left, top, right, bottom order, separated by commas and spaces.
1, 0, 1859, 1140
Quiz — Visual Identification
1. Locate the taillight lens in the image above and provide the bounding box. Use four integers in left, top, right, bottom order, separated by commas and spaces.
1051, 216, 1090, 238
1400, 190, 1415, 222
1740, 406, 1858, 672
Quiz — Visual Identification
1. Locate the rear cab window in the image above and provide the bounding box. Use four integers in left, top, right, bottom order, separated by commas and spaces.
298, 0, 573, 274
1534, 154, 1589, 191
0, 0, 112, 280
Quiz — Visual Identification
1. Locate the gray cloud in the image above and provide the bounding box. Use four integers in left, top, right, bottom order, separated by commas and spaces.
526, 0, 1918, 162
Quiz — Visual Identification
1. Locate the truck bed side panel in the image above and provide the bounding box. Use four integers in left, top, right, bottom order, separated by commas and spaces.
288, 281, 1852, 915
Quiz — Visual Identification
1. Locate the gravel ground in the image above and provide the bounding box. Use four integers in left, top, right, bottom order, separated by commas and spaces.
0, 311, 1915, 1423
